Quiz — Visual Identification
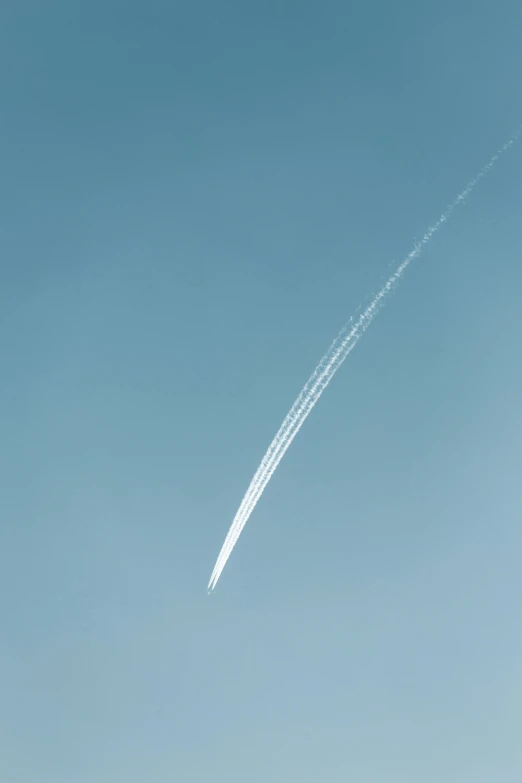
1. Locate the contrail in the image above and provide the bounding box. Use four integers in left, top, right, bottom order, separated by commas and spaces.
208, 127, 521, 592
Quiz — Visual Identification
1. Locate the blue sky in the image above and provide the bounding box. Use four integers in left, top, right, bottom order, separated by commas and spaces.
1, 1, 521, 781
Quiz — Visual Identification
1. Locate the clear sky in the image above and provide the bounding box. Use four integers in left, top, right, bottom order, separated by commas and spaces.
1, 1, 521, 781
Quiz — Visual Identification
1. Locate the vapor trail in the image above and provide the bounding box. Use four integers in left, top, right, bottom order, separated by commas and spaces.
208, 128, 520, 592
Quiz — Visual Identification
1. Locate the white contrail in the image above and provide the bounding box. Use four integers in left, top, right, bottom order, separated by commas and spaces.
208, 127, 521, 592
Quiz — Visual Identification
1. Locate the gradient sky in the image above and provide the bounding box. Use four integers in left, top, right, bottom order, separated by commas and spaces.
1, 2, 522, 781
